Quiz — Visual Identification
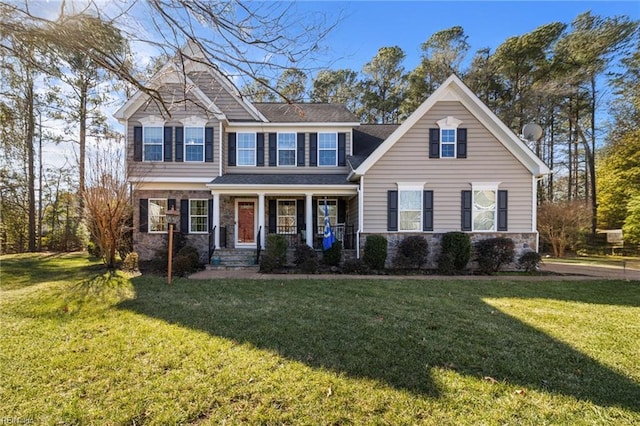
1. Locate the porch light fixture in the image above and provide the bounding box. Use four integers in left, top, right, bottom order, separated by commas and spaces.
166, 207, 180, 285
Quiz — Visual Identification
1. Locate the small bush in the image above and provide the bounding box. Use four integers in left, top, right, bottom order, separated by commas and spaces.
438, 232, 471, 274
392, 235, 428, 269
173, 255, 195, 277
323, 240, 342, 266
474, 237, 515, 274
294, 244, 318, 274
87, 241, 102, 258
122, 252, 139, 272
265, 234, 287, 267
363, 235, 388, 270
518, 250, 542, 272
259, 253, 280, 273
342, 258, 370, 275
177, 246, 201, 270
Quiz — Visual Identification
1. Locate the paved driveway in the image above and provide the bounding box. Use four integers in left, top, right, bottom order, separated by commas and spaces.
540, 261, 640, 280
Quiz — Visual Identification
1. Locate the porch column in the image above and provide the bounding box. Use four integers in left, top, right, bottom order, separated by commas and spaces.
305, 192, 313, 247
212, 192, 220, 248
258, 192, 265, 249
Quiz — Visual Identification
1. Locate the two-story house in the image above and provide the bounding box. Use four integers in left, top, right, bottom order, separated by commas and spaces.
115, 45, 549, 268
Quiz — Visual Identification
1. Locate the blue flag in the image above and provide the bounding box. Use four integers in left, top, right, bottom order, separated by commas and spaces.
322, 203, 335, 250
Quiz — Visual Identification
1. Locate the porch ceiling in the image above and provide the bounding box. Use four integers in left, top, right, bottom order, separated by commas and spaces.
206, 173, 358, 195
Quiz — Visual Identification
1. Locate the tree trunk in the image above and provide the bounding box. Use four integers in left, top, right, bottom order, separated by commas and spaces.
589, 76, 597, 234
79, 79, 88, 214
26, 68, 36, 252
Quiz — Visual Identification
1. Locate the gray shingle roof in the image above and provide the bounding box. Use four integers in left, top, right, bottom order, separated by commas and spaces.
253, 103, 358, 123
353, 124, 399, 157
209, 174, 355, 186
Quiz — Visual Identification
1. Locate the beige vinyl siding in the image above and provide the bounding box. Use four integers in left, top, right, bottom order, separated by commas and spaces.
347, 195, 358, 230
363, 101, 534, 232
128, 84, 220, 180
222, 129, 352, 175
188, 72, 258, 121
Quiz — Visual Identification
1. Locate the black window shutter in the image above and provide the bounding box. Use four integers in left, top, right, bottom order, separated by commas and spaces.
208, 199, 213, 232
205, 127, 214, 162
297, 133, 305, 167
139, 198, 148, 232
497, 190, 508, 231
175, 127, 184, 162
461, 190, 472, 231
180, 199, 189, 234
387, 190, 398, 231
429, 128, 440, 158
309, 133, 317, 166
133, 126, 143, 161
268, 199, 277, 233
256, 133, 265, 167
296, 199, 305, 233
457, 128, 467, 159
423, 190, 433, 231
268, 133, 277, 166
228, 133, 236, 166
338, 199, 346, 223
312, 199, 318, 235
338, 133, 346, 166
163, 127, 173, 162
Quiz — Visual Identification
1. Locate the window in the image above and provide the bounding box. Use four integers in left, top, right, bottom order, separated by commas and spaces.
440, 129, 456, 158
318, 133, 337, 166
189, 199, 208, 233
471, 183, 500, 231
148, 199, 167, 233
237, 133, 256, 166
185, 127, 204, 162
143, 127, 163, 161
399, 190, 422, 231
317, 199, 337, 234
277, 133, 296, 166
277, 200, 297, 234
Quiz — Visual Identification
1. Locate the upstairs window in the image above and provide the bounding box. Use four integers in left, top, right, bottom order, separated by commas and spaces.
440, 129, 456, 158
185, 127, 204, 162
318, 133, 337, 166
237, 133, 256, 166
143, 127, 163, 161
277, 133, 296, 166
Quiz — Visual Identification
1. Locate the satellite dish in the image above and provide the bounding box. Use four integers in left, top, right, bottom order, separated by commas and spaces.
522, 123, 543, 141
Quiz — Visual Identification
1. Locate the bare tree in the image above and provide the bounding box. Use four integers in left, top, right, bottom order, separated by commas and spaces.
537, 200, 591, 257
83, 134, 132, 268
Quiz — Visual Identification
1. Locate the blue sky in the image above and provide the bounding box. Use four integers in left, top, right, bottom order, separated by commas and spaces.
295, 1, 640, 72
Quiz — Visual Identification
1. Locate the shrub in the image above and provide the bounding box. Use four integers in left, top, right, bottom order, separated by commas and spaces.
474, 237, 515, 274
294, 243, 319, 274
392, 235, 428, 269
323, 240, 342, 266
122, 252, 139, 272
87, 241, 102, 258
517, 250, 542, 272
172, 246, 201, 276
438, 232, 471, 274
259, 254, 280, 273
363, 235, 388, 270
265, 234, 287, 266
342, 258, 370, 275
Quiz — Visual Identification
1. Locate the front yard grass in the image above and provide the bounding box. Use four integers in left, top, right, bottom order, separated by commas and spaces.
1, 252, 639, 424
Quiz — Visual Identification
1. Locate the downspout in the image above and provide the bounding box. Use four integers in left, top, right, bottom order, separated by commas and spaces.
357, 176, 364, 259
218, 121, 224, 177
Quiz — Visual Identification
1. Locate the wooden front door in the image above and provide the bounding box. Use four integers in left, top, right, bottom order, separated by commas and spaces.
237, 201, 256, 245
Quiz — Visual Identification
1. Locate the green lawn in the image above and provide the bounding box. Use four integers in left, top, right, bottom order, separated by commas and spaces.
1, 253, 639, 425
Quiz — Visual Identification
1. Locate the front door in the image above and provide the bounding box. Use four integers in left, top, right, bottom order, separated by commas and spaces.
236, 200, 256, 246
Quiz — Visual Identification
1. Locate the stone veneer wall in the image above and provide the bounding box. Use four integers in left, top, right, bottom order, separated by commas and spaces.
133, 189, 212, 263
358, 232, 538, 271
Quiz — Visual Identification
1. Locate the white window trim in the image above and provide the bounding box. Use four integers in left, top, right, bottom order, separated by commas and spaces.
317, 198, 337, 235
318, 132, 338, 167
189, 199, 209, 234
142, 126, 164, 162
471, 182, 501, 232
277, 132, 297, 167
236, 132, 257, 167
437, 116, 463, 160
148, 198, 168, 234
277, 199, 297, 234
184, 126, 205, 163
397, 182, 425, 232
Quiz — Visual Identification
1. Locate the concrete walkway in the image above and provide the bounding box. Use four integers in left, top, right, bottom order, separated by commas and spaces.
189, 261, 640, 281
